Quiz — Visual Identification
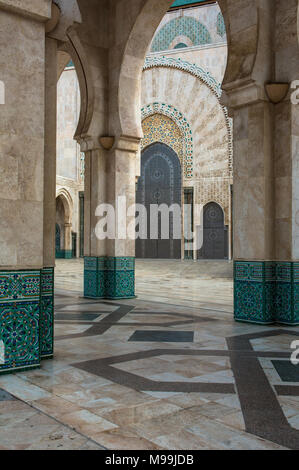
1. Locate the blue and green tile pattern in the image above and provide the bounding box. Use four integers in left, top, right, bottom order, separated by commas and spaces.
235, 261, 299, 325
41, 268, 54, 359
55, 250, 73, 259
84, 257, 135, 300
0, 270, 41, 374
0, 268, 55, 375
151, 16, 212, 52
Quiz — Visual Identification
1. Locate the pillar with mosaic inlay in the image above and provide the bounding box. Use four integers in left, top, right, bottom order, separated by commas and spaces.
0, 1, 52, 374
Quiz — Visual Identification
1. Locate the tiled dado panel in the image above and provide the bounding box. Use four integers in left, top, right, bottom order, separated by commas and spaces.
0, 270, 41, 374
84, 257, 135, 300
55, 250, 72, 259
275, 263, 299, 325
41, 268, 54, 359
235, 261, 299, 325
84, 257, 106, 299
0, 269, 55, 375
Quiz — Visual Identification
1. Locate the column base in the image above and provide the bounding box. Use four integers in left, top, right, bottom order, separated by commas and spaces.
234, 261, 299, 326
84, 257, 135, 300
41, 267, 54, 359
0, 268, 55, 375
56, 250, 72, 259
0, 270, 41, 375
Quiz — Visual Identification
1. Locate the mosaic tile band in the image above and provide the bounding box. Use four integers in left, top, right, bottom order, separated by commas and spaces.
234, 261, 299, 325
143, 57, 233, 175
84, 257, 135, 300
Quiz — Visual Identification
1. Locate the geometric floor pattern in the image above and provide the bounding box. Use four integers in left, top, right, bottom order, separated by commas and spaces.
0, 260, 299, 450
128, 330, 195, 342
272, 360, 299, 383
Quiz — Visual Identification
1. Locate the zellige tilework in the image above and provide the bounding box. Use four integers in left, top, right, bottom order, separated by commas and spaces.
0, 270, 41, 374
235, 261, 299, 325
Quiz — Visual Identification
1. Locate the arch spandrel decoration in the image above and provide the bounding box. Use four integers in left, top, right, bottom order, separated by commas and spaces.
143, 56, 233, 176
142, 115, 184, 166
141, 103, 193, 179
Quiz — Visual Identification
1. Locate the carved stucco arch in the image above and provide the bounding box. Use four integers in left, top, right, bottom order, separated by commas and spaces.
46, 0, 94, 144
118, 0, 174, 138
118, 0, 260, 139
143, 57, 233, 176
56, 189, 73, 225
57, 29, 94, 147
141, 103, 193, 178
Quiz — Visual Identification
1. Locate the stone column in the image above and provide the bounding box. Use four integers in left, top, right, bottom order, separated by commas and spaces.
41, 36, 57, 359
226, 83, 277, 325
0, 1, 52, 374
229, 0, 299, 326
227, 79, 299, 326
83, 145, 108, 298
83, 137, 139, 299
271, 97, 299, 325
270, 0, 299, 326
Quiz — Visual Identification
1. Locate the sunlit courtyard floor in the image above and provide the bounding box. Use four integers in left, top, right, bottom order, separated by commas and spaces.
55, 258, 234, 311
1, 259, 299, 450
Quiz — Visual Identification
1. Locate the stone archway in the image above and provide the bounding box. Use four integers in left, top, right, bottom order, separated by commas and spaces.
1, 0, 299, 378
118, 0, 299, 326
55, 191, 73, 259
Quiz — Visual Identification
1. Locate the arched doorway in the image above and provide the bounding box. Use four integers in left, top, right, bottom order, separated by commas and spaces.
198, 202, 228, 260
136, 143, 181, 259
55, 192, 73, 259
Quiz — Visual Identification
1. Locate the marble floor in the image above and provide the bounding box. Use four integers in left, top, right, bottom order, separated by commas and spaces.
1, 259, 299, 450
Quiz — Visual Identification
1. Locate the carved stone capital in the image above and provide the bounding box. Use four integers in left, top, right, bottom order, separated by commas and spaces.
0, 0, 52, 21
76, 135, 101, 153
115, 135, 141, 155
221, 80, 267, 110
46, 0, 81, 42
